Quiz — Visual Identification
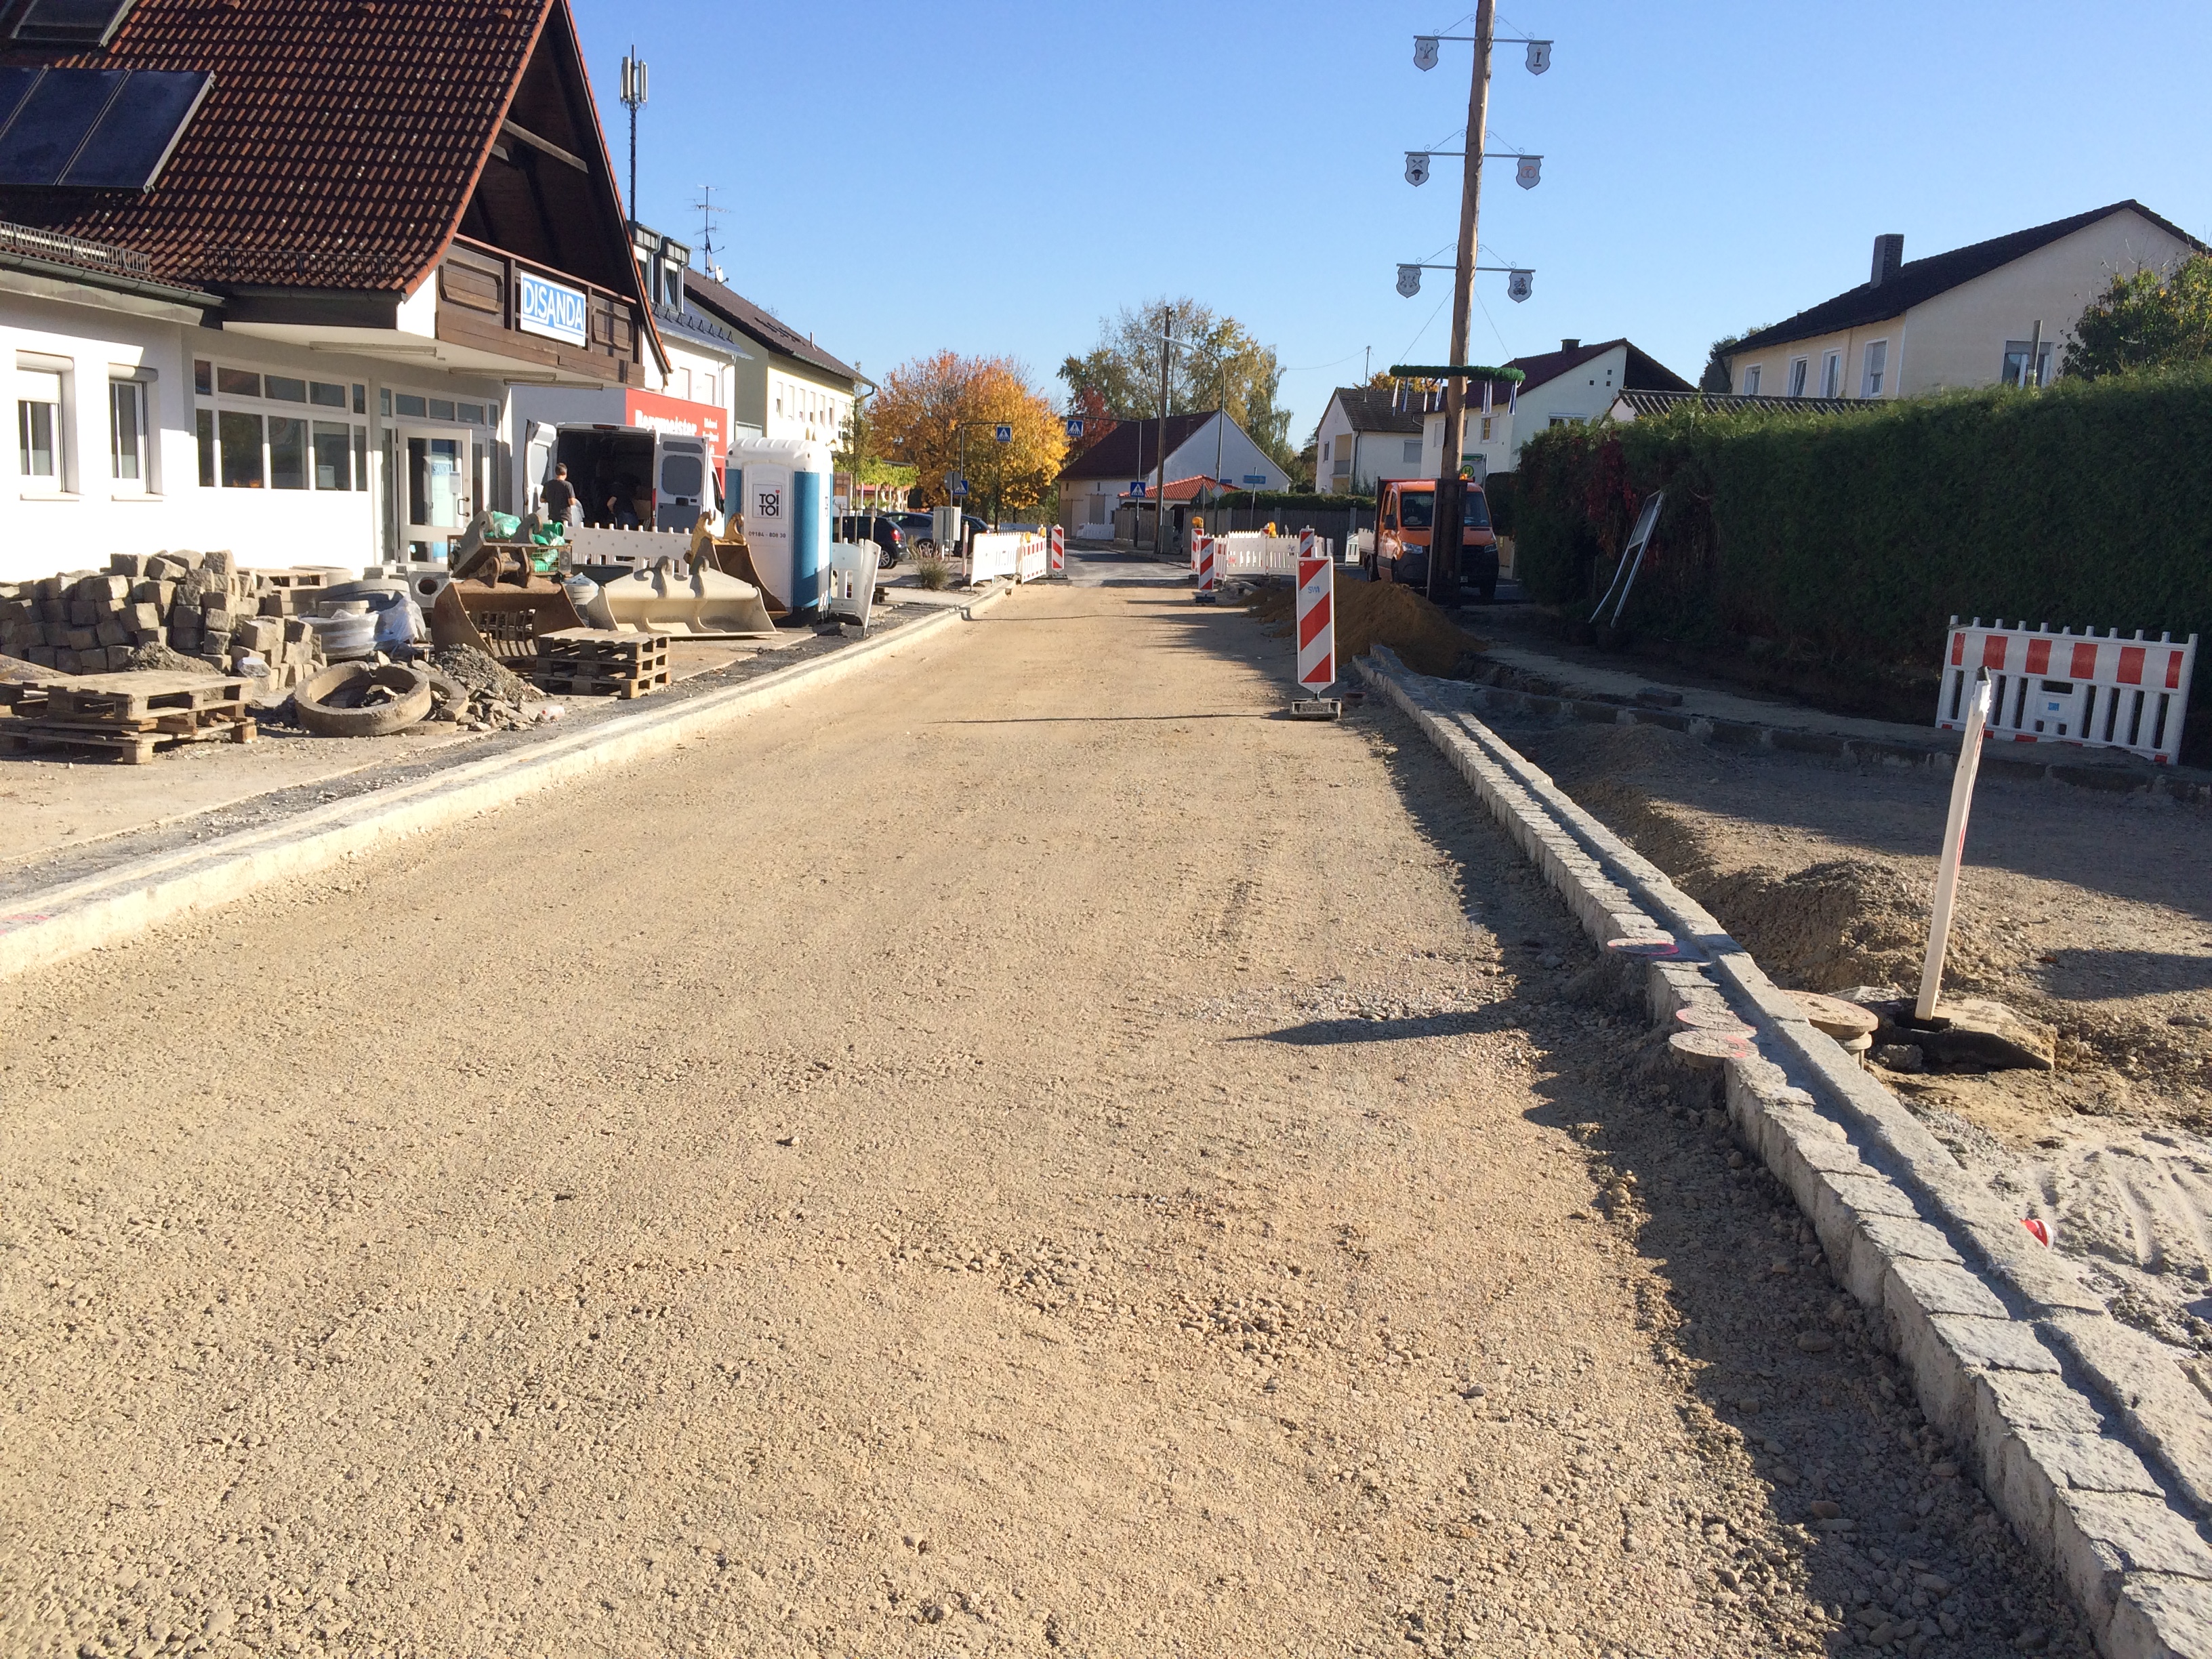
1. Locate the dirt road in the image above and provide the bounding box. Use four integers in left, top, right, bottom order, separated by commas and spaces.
1, 559, 2085, 1656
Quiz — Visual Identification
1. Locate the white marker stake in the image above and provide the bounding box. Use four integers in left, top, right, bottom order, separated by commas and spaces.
1917, 673, 1992, 1022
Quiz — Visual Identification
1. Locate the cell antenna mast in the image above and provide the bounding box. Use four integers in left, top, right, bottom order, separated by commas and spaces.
619, 49, 647, 224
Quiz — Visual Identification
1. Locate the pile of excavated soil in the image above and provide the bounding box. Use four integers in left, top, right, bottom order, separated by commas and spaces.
124, 642, 221, 676
1246, 577, 1484, 677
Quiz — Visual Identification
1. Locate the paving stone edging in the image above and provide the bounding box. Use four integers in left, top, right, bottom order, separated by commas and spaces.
1357, 645, 2212, 1658
1450, 659, 2212, 804
0, 585, 1015, 983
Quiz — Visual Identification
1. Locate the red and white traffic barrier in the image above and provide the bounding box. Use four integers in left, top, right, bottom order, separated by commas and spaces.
1296, 534, 1335, 692
1193, 535, 1217, 601
1048, 525, 1065, 577
1939, 617, 2198, 764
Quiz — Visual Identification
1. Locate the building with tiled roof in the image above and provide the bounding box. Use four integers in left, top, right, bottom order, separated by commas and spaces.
1719, 203, 2203, 401
0, 0, 673, 576
1052, 410, 1290, 540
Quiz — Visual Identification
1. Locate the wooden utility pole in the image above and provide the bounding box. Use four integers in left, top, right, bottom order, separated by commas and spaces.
1439, 0, 1494, 514
1153, 308, 1173, 558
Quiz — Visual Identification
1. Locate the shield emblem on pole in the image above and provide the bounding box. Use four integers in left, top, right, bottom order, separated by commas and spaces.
1404, 151, 1430, 187
1413, 35, 1439, 70
1507, 269, 1534, 303
1396, 264, 1422, 299
1525, 39, 1552, 74
1515, 155, 1541, 190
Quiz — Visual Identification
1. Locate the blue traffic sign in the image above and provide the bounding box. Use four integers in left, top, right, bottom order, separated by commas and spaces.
1065, 417, 1084, 438
949, 476, 969, 498
994, 424, 1012, 443
1242, 473, 1266, 487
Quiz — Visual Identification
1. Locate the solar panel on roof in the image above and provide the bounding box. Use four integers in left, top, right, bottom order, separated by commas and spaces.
62, 69, 209, 189
9, 0, 141, 47
0, 68, 207, 190
0, 68, 124, 187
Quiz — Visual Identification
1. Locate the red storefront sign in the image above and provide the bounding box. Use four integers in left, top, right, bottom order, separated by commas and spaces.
623, 388, 726, 464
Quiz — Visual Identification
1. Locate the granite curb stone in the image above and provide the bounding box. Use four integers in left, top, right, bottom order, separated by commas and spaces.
1357, 646, 2212, 1658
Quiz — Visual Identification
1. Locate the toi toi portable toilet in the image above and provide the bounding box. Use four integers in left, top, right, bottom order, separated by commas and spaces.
726, 435, 830, 621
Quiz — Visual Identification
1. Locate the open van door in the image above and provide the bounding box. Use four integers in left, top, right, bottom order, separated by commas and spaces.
657, 437, 708, 533
525, 421, 554, 514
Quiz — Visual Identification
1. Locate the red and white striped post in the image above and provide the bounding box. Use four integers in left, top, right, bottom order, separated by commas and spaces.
1193, 535, 1218, 604
1048, 525, 1065, 577
1291, 530, 1340, 718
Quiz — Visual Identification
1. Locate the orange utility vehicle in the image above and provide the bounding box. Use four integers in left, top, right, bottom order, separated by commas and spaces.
1366, 478, 1500, 601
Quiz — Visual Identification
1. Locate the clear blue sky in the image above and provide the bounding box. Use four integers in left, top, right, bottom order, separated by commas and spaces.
573, 0, 2212, 443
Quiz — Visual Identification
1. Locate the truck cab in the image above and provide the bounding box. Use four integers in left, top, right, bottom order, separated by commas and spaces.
1368, 478, 1500, 601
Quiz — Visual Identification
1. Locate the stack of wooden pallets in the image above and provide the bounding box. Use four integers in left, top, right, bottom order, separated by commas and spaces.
530, 629, 671, 699
0, 670, 256, 764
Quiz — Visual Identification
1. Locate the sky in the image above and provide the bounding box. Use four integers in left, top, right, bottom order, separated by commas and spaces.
571, 0, 2212, 445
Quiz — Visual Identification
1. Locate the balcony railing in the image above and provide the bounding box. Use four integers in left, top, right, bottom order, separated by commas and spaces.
437, 236, 640, 369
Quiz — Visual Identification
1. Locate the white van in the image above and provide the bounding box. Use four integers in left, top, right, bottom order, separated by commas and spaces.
524, 421, 716, 533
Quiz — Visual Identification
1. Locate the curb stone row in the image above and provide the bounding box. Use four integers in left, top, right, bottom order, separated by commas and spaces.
1357, 645, 2212, 1658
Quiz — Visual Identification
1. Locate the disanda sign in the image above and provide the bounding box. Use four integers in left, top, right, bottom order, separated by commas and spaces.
517, 269, 588, 345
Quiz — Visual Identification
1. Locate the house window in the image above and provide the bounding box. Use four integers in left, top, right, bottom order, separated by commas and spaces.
1548, 415, 1582, 428
312, 421, 352, 489
18, 365, 63, 480
1479, 417, 1493, 441
1740, 365, 1762, 395
220, 411, 265, 488
109, 377, 149, 489
1861, 340, 1888, 398
1786, 358, 1808, 397
2001, 340, 2053, 388
194, 409, 215, 487
1820, 350, 1842, 398
1402, 438, 1421, 464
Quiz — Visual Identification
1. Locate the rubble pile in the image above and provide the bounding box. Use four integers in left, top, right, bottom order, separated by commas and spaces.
0, 551, 335, 691
425, 644, 539, 730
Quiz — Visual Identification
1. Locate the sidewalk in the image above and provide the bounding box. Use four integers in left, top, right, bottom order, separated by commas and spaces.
1454, 611, 2212, 802
0, 579, 987, 908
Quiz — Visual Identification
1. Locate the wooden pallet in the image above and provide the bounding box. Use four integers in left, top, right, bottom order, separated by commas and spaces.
2, 716, 256, 764
0, 670, 250, 722
534, 628, 670, 671
530, 666, 671, 699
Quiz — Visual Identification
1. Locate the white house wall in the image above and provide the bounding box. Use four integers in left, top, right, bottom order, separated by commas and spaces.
1898, 213, 2200, 394
1417, 345, 1627, 475
3, 282, 506, 583
1164, 414, 1290, 493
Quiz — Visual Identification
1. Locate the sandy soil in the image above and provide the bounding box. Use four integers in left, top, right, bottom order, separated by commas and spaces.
0, 562, 2085, 1657
1498, 714, 2212, 1358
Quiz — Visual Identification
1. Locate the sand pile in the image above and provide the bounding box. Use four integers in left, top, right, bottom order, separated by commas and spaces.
1246, 578, 1484, 677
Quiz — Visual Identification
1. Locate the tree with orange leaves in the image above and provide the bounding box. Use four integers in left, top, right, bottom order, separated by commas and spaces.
870, 352, 1067, 518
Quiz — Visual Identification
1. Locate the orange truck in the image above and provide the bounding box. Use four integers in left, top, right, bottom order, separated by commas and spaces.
1366, 478, 1500, 601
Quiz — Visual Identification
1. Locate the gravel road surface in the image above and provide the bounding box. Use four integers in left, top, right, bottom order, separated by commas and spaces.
0, 558, 2086, 1657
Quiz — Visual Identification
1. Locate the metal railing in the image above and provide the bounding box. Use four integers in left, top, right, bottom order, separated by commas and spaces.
0, 220, 153, 279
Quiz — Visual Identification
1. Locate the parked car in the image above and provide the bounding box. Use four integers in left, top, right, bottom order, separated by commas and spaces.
834, 513, 904, 569
893, 512, 938, 556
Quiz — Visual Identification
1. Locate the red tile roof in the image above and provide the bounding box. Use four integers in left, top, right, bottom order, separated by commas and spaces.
0, 0, 556, 291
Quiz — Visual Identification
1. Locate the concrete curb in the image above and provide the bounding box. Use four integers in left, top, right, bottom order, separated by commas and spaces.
0, 584, 1015, 983
1450, 661, 2212, 804
1357, 645, 2212, 1658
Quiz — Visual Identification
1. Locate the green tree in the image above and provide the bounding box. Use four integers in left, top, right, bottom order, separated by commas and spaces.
2061, 256, 2212, 381
1700, 327, 1764, 394
1057, 298, 1300, 472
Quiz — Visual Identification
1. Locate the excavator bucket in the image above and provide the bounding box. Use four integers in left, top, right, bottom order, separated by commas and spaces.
429, 540, 587, 664
593, 558, 777, 638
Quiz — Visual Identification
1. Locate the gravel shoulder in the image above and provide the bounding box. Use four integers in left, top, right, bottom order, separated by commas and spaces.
0, 570, 2089, 1657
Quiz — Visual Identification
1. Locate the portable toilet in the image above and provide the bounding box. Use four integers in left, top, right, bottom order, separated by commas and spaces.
726, 434, 829, 621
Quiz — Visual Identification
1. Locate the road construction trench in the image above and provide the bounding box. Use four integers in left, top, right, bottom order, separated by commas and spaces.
0, 566, 2086, 1657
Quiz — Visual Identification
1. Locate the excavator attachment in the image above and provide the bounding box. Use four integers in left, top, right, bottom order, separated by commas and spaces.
593, 558, 778, 638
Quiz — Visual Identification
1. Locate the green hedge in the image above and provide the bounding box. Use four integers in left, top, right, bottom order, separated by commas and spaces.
1211, 489, 1372, 511
1516, 364, 2212, 704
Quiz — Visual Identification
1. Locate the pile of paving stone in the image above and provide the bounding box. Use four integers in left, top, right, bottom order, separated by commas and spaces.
0, 551, 331, 691
424, 644, 539, 730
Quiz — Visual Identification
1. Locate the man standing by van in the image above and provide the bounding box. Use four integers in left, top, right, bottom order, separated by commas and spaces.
542, 462, 576, 529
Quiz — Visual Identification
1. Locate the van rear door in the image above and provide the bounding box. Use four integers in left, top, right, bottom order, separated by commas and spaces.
657, 437, 707, 533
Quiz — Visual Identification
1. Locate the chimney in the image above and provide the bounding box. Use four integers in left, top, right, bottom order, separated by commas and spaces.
1560, 337, 1580, 351
1870, 234, 1904, 288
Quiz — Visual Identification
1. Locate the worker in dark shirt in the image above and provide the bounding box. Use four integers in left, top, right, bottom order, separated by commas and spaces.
541, 462, 576, 527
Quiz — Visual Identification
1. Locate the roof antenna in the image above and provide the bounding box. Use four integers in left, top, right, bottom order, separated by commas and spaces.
692, 184, 728, 283
619, 49, 647, 227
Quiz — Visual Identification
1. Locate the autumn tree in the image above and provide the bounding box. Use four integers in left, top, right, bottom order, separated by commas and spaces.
2062, 255, 2212, 381
1058, 298, 1298, 473
871, 351, 1068, 519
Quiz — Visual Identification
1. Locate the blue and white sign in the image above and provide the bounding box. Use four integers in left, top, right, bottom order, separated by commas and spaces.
1064, 417, 1084, 438
1128, 480, 1147, 498
994, 424, 1012, 443
517, 269, 588, 346
949, 476, 969, 499
1243, 474, 1266, 487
